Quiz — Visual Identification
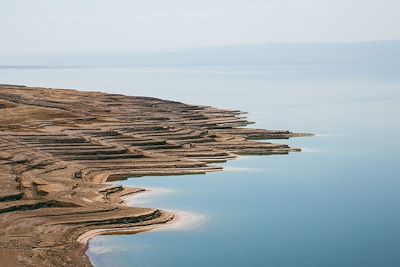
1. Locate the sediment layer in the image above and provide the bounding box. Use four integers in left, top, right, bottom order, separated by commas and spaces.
0, 84, 310, 266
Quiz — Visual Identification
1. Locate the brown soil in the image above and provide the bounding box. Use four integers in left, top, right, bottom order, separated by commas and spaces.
0, 84, 311, 266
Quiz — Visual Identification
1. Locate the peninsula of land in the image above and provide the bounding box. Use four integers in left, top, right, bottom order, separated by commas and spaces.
0, 84, 310, 266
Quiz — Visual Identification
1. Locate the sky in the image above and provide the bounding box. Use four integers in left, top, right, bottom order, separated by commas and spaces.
1, 0, 400, 54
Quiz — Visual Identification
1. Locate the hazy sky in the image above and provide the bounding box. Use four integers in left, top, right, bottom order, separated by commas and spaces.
1, 0, 400, 54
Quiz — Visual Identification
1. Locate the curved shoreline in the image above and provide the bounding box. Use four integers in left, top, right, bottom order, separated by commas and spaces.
0, 85, 310, 266
82, 186, 206, 243
78, 211, 176, 245
79, 187, 177, 245
83, 187, 207, 266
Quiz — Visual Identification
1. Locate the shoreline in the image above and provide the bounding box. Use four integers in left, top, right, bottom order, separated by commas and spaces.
83, 186, 207, 267
0, 84, 310, 266
84, 186, 206, 252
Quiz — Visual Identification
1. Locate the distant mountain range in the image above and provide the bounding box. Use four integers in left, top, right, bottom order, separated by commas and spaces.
1, 40, 400, 67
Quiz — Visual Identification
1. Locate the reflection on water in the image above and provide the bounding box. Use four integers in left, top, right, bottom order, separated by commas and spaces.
1, 64, 400, 266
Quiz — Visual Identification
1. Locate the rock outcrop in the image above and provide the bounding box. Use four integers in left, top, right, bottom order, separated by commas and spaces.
0, 85, 310, 266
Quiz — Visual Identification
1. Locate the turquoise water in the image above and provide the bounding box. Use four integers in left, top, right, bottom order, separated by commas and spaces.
1, 64, 400, 266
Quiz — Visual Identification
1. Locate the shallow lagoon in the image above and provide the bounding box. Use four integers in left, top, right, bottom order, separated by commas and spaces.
1, 63, 400, 266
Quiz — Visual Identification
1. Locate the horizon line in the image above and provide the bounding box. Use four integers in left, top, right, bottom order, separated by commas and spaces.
1, 39, 399, 57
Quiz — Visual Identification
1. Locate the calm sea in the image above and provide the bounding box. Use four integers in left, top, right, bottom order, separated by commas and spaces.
1, 63, 400, 266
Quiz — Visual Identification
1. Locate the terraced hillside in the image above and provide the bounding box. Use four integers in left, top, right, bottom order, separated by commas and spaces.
0, 85, 310, 267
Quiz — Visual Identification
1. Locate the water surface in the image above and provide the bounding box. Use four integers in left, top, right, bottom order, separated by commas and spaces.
1, 64, 400, 266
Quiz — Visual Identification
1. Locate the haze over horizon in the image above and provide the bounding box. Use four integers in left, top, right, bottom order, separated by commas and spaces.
1, 0, 400, 55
